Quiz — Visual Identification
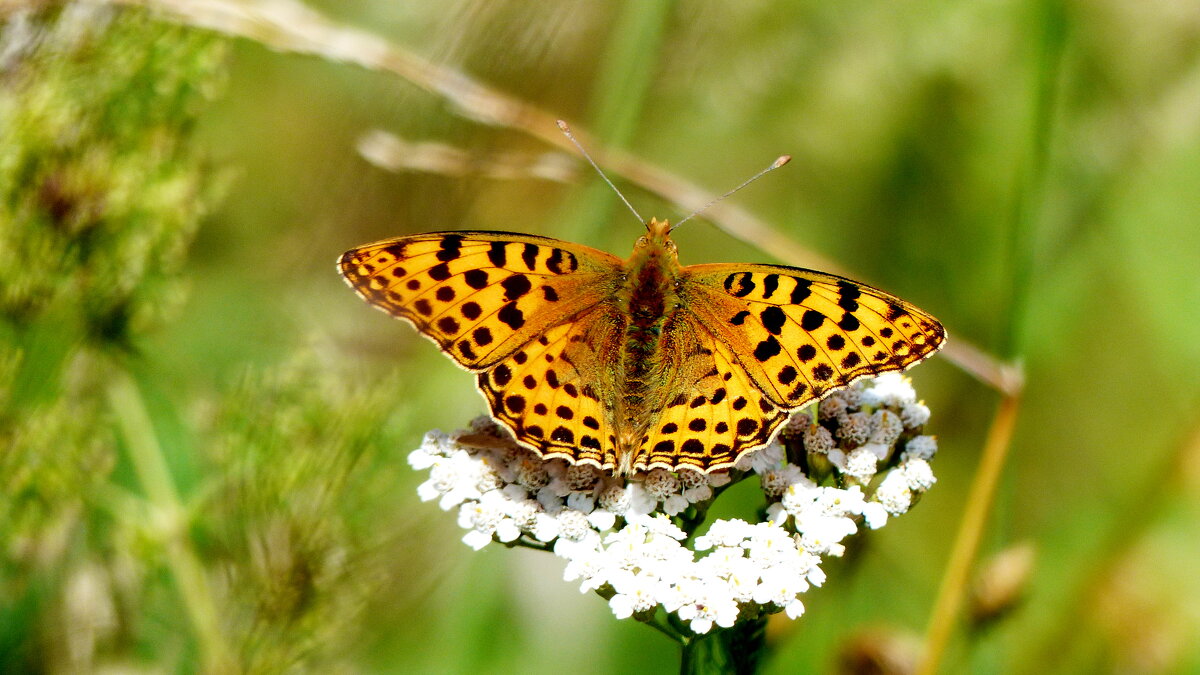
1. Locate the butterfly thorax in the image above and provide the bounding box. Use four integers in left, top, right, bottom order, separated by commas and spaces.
614, 220, 682, 437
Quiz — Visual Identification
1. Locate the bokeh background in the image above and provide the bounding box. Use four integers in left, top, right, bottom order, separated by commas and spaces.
3, 1, 1200, 673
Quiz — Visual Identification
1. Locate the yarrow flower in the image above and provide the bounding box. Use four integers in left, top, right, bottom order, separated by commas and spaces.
407, 373, 938, 636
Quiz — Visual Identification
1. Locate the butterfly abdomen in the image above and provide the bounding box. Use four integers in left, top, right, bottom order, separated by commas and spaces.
616, 238, 682, 412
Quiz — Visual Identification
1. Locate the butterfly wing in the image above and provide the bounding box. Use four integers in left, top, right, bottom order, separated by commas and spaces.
476, 302, 626, 469
339, 231, 626, 467
631, 318, 790, 473
630, 263, 945, 473
339, 231, 622, 367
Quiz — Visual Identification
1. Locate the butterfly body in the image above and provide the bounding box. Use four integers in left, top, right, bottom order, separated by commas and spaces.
340, 219, 944, 476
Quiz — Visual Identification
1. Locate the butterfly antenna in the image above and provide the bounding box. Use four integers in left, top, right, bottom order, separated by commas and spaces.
673, 155, 791, 230
557, 120, 644, 225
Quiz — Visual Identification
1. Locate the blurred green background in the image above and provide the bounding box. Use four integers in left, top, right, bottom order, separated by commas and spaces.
3, 1, 1199, 673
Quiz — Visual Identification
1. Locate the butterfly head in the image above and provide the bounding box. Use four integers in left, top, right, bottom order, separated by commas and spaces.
636, 217, 678, 256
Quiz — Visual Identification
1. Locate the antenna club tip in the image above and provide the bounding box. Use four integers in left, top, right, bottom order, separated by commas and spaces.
556, 120, 570, 132
772, 155, 792, 169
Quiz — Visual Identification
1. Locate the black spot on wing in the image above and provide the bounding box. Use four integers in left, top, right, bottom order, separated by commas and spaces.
458, 341, 476, 360
761, 274, 779, 299
437, 235, 463, 261
778, 366, 797, 384
754, 336, 782, 362
464, 269, 489, 289
724, 272, 755, 298
736, 418, 759, 436
801, 310, 824, 331
428, 263, 451, 281
838, 312, 860, 332
493, 364, 512, 386
837, 281, 861, 311
546, 248, 577, 274
761, 306, 786, 335
498, 302, 525, 330
791, 278, 812, 303
487, 241, 507, 267
501, 274, 532, 300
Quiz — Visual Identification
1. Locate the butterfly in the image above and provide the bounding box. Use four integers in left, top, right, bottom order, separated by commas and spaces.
339, 218, 944, 476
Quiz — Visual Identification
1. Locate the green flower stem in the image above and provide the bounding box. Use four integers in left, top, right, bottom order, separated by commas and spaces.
108, 370, 234, 673
644, 609, 687, 644
679, 617, 768, 675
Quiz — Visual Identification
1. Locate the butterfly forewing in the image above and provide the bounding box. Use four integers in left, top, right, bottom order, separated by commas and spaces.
339, 231, 623, 369
680, 263, 946, 411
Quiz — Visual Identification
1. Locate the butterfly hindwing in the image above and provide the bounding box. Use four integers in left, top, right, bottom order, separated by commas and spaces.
476, 305, 623, 470
633, 326, 787, 473
339, 231, 623, 369
680, 263, 946, 411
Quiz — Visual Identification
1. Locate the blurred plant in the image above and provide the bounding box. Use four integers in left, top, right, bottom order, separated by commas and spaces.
0, 4, 226, 670
836, 626, 922, 675
968, 541, 1036, 628
199, 354, 407, 671
0, 3, 224, 349
0, 5, 406, 672
409, 373, 939, 673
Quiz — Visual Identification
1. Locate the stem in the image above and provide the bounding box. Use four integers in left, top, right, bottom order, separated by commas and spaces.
510, 536, 554, 552
108, 370, 234, 673
917, 393, 1021, 675
645, 609, 687, 644
678, 617, 768, 675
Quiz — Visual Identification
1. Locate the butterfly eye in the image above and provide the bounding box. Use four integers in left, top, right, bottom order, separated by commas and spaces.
666, 240, 678, 254
636, 236, 649, 247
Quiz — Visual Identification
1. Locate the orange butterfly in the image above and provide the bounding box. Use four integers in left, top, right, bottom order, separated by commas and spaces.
339, 218, 944, 475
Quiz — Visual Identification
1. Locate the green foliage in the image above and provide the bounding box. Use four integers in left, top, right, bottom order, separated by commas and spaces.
0, 6, 410, 671
0, 5, 223, 346
200, 355, 406, 671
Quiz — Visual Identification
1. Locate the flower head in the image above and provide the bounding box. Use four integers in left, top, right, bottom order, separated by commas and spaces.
405, 374, 939, 634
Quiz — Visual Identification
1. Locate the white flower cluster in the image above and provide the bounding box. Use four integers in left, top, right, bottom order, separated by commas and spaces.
407, 373, 937, 635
